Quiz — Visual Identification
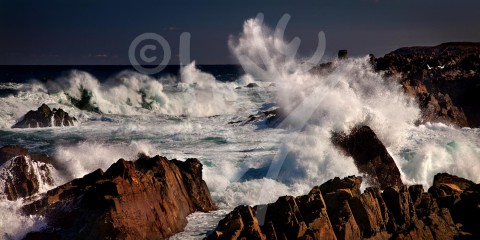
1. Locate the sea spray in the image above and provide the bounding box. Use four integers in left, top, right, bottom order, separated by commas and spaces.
395, 123, 480, 186
45, 62, 237, 117
177, 62, 238, 117
229, 16, 420, 188
52, 141, 158, 184
228, 16, 480, 195
0, 200, 46, 240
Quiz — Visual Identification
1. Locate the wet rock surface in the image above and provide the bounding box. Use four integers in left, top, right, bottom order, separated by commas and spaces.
207, 174, 478, 240
12, 103, 77, 128
375, 42, 480, 127
0, 145, 56, 200
332, 125, 403, 189
22, 154, 217, 240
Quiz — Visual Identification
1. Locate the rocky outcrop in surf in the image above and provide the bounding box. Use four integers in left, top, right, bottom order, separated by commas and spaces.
332, 125, 403, 189
228, 108, 285, 128
22, 154, 217, 240
375, 42, 480, 127
207, 174, 479, 240
0, 145, 57, 200
12, 104, 77, 128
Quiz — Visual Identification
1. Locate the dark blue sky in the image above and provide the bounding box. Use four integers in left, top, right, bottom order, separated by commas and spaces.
1, 0, 479, 65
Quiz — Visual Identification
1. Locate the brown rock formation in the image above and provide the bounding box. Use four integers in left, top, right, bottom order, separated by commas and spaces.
22, 154, 216, 240
208, 174, 479, 240
207, 184, 337, 240
427, 173, 480, 238
1, 156, 56, 201
433, 172, 475, 191
12, 104, 77, 128
332, 125, 403, 189
375, 42, 480, 127
0, 145, 56, 200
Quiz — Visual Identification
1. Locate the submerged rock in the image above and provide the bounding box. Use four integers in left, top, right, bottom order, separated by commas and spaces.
66, 87, 101, 113
22, 154, 216, 239
246, 83, 259, 88
332, 125, 403, 189
12, 104, 77, 128
207, 174, 478, 240
228, 108, 286, 128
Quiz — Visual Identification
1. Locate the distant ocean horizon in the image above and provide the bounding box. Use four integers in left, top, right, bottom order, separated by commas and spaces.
0, 65, 245, 84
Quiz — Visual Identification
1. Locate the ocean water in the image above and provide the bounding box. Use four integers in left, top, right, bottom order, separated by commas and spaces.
1, 17, 479, 240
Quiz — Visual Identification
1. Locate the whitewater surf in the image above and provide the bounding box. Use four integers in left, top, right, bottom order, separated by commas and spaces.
0, 16, 479, 240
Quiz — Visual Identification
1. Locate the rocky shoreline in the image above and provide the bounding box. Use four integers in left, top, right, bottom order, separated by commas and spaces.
374, 42, 480, 128
0, 146, 216, 239
206, 173, 479, 240
240, 42, 480, 129
1, 122, 477, 239
1, 42, 479, 240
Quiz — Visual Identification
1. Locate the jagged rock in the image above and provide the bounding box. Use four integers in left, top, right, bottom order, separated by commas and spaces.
262, 196, 309, 239
428, 173, 475, 210
207, 205, 265, 240
413, 192, 458, 240
323, 189, 361, 240
0, 145, 57, 200
347, 187, 390, 239
450, 183, 480, 238
419, 92, 469, 127
319, 176, 363, 197
332, 125, 403, 189
208, 174, 476, 240
382, 186, 417, 232
22, 154, 216, 240
206, 185, 336, 240
12, 104, 77, 128
0, 156, 56, 201
433, 173, 475, 191
426, 174, 480, 238
376, 42, 480, 127
295, 187, 337, 239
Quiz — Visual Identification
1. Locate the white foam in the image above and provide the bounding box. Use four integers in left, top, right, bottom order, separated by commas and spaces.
228, 16, 420, 188
212, 178, 310, 209
42, 62, 237, 117
395, 123, 480, 187
0, 200, 46, 240
0, 62, 239, 128
1, 16, 480, 240
52, 141, 158, 183
0, 156, 60, 200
